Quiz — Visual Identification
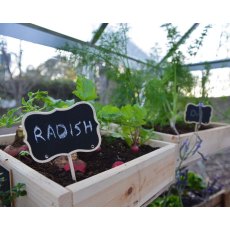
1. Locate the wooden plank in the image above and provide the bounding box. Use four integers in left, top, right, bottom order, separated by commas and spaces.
66, 140, 177, 207
0, 133, 15, 146
138, 141, 177, 205
67, 162, 141, 207
223, 190, 230, 207
0, 135, 73, 207
154, 122, 230, 167
141, 181, 174, 207
195, 190, 225, 207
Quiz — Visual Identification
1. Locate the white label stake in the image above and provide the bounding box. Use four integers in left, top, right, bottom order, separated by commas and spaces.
67, 155, 76, 181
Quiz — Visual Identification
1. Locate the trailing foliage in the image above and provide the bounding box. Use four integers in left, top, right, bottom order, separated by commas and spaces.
0, 90, 75, 128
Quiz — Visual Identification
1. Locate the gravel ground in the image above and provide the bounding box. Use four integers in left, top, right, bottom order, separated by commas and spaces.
188, 147, 230, 190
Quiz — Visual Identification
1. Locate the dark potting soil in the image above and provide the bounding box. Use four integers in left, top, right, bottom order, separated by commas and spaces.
0, 137, 157, 187
153, 123, 214, 135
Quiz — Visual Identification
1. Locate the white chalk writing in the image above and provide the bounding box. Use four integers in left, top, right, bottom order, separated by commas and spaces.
47, 125, 56, 140
83, 121, 92, 134
56, 124, 67, 139
34, 126, 46, 143
33, 120, 94, 143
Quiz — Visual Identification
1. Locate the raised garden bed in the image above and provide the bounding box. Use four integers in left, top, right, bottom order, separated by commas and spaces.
154, 122, 230, 166
194, 189, 230, 207
0, 133, 177, 207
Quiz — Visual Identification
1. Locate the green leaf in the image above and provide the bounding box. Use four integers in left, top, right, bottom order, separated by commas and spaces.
120, 126, 134, 146
187, 171, 206, 191
73, 76, 97, 101
21, 97, 27, 106
149, 195, 181, 207
0, 108, 21, 128
120, 104, 146, 127
97, 105, 121, 123
19, 151, 30, 156
44, 97, 75, 110
139, 128, 155, 144
92, 102, 103, 114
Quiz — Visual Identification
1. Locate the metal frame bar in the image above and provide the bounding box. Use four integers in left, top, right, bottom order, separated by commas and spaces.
90, 23, 108, 45
0, 23, 148, 65
158, 23, 200, 66
1, 23, 230, 72
186, 59, 230, 71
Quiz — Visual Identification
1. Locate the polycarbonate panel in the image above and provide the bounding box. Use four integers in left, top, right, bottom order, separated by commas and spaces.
191, 68, 230, 97
181, 24, 230, 64
0, 35, 57, 70
128, 23, 192, 58
34, 23, 101, 42
2, 23, 230, 73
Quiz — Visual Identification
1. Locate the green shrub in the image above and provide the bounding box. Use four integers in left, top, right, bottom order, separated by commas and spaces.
30, 79, 75, 100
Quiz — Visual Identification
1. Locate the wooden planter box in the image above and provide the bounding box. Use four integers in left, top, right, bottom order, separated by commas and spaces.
0, 133, 177, 207
195, 190, 230, 207
154, 122, 230, 166
0, 134, 72, 207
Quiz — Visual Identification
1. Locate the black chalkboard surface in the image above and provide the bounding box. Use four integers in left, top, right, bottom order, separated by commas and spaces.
22, 102, 101, 163
185, 103, 213, 125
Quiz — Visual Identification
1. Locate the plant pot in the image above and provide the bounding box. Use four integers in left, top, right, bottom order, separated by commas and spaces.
0, 133, 177, 207
154, 122, 230, 166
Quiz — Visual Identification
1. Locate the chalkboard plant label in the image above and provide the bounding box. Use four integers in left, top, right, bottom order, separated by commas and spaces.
185, 103, 213, 125
22, 102, 101, 163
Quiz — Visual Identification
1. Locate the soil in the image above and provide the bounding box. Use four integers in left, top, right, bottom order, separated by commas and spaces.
0, 136, 157, 187
154, 123, 214, 135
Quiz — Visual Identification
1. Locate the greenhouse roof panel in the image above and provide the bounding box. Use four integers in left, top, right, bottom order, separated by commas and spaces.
1, 23, 230, 67
33, 22, 101, 42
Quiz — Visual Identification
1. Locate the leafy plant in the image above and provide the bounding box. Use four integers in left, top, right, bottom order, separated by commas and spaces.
0, 75, 154, 154
0, 173, 27, 207
145, 55, 194, 131
19, 150, 30, 157
60, 24, 149, 107
118, 105, 148, 147
148, 194, 181, 207
187, 24, 212, 57
0, 76, 98, 128
71, 77, 155, 150
149, 170, 209, 207
144, 24, 212, 132
0, 90, 75, 128
105, 104, 155, 153
72, 76, 98, 101
178, 170, 206, 193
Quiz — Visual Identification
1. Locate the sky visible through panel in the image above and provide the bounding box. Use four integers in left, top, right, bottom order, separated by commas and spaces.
1, 23, 230, 97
